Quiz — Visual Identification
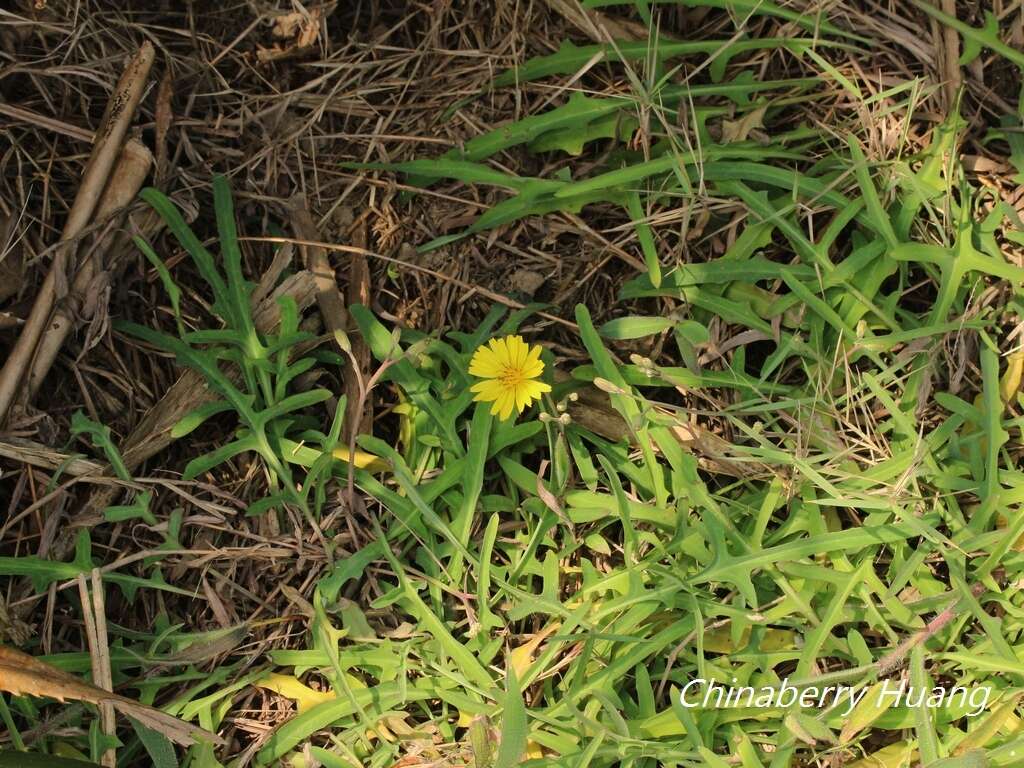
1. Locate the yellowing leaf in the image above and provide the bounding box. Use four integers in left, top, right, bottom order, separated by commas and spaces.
840, 682, 898, 743
379, 714, 417, 738
366, 718, 394, 742
365, 715, 425, 743
468, 715, 494, 764
256, 673, 335, 713
394, 395, 417, 454
638, 708, 684, 738
954, 691, 1022, 754
698, 746, 733, 768
1001, 711, 1023, 732
343, 672, 367, 690
508, 622, 560, 679
848, 741, 915, 768
1001, 348, 1024, 403
53, 742, 92, 760
703, 626, 795, 653
785, 712, 835, 746
330, 446, 388, 472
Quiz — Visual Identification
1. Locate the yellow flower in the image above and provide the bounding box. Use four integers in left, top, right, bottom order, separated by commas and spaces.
469, 335, 551, 420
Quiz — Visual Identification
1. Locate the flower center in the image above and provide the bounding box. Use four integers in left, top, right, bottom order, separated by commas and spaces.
500, 366, 525, 387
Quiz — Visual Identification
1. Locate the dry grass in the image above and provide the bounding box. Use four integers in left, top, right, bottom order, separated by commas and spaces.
1, 0, 1023, 765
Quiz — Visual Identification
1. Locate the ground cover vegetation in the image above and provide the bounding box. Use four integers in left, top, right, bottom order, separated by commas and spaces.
2, 1, 1024, 767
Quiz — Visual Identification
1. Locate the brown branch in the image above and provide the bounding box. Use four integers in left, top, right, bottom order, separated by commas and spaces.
286, 199, 372, 441
343, 217, 373, 440
0, 41, 155, 426
938, 0, 962, 111
0, 644, 223, 747
22, 140, 154, 404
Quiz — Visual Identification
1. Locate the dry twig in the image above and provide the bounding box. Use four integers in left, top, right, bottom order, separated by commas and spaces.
0, 644, 223, 747
0, 41, 155, 426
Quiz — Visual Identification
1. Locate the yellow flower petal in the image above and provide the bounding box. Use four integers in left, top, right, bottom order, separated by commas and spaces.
499, 390, 516, 420
468, 335, 549, 421
469, 344, 505, 378
507, 335, 527, 369
522, 345, 544, 377
489, 390, 508, 417
515, 384, 532, 413
489, 336, 509, 365
527, 382, 549, 407
471, 379, 505, 403
517, 380, 548, 402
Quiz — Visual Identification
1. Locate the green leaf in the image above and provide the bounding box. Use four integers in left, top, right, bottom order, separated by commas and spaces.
847, 135, 898, 250
959, 11, 999, 65
317, 542, 386, 602
599, 315, 674, 340
104, 491, 156, 525
529, 108, 638, 155
625, 191, 661, 288
70, 410, 131, 481
212, 175, 255, 337
912, 645, 939, 764
133, 235, 182, 328
139, 186, 232, 326
349, 304, 463, 453
182, 435, 259, 480
909, 0, 1024, 70
171, 401, 232, 439
494, 37, 844, 87
494, 666, 528, 768
450, 403, 492, 584
129, 718, 178, 768
245, 493, 291, 518
255, 389, 333, 426
697, 747, 733, 768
